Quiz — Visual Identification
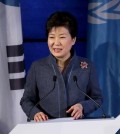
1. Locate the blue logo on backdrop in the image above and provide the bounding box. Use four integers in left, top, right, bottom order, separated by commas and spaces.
0, 0, 19, 7
88, 0, 120, 24
87, 0, 120, 118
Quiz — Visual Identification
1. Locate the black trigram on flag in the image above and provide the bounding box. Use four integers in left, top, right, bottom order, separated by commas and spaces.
7, 44, 25, 90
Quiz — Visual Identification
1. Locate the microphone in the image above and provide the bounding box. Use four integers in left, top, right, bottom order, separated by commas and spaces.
73, 76, 106, 118
27, 75, 57, 122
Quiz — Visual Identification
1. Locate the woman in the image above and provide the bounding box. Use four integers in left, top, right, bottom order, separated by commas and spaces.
20, 11, 103, 122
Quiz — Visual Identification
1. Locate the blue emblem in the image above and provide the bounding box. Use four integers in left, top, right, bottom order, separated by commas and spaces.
88, 0, 120, 24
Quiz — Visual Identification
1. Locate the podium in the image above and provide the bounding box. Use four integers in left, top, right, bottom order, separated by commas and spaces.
9, 115, 120, 134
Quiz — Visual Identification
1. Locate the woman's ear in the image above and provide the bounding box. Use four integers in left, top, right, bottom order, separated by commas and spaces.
72, 37, 76, 46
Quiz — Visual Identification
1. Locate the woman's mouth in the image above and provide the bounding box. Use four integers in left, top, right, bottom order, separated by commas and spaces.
53, 48, 62, 53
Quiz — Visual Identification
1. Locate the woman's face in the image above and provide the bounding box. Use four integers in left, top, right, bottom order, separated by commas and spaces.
48, 26, 76, 60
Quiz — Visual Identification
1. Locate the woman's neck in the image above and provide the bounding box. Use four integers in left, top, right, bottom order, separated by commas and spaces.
56, 54, 71, 72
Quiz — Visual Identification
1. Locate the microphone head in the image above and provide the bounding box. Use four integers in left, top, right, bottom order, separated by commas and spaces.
53, 75, 57, 82
73, 76, 77, 82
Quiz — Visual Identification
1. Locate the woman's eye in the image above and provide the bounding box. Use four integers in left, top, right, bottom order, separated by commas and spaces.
49, 36, 54, 38
60, 37, 66, 38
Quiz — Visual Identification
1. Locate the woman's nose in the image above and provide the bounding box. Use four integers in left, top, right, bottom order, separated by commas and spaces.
54, 38, 60, 45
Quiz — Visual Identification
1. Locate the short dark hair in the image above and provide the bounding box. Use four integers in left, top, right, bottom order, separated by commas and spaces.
46, 11, 78, 38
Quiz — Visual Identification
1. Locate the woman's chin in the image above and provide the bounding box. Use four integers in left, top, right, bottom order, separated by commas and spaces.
53, 54, 63, 59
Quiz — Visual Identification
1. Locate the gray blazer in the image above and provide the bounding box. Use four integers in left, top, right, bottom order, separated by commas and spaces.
20, 53, 103, 120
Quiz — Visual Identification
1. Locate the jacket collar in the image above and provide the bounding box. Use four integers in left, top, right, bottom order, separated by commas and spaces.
48, 49, 77, 66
